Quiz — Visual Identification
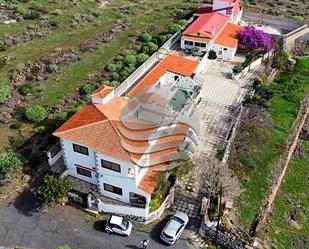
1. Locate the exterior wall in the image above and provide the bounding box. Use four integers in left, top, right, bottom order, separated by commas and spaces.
181, 38, 209, 52
61, 139, 98, 185
213, 0, 232, 11
95, 153, 150, 204
209, 43, 237, 61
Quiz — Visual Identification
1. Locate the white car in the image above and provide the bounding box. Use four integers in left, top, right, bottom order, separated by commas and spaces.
160, 212, 189, 245
105, 215, 132, 237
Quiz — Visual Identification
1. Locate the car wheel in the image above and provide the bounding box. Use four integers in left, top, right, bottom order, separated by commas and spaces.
123, 234, 128, 237
106, 230, 112, 234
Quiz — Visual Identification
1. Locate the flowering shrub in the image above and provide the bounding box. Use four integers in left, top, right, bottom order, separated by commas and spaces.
239, 27, 272, 50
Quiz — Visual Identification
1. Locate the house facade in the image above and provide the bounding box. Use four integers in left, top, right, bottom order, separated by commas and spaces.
50, 55, 200, 219
181, 0, 242, 61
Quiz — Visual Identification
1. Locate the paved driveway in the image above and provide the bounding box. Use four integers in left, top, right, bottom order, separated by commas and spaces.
0, 190, 193, 249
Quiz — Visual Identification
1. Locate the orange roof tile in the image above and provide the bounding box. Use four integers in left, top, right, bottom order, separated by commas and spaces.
128, 54, 198, 97
53, 104, 107, 135
214, 22, 240, 48
91, 85, 114, 99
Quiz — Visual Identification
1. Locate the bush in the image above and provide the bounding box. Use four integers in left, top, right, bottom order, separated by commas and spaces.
14, 6, 26, 15
25, 105, 46, 123
138, 33, 152, 43
105, 63, 118, 73
141, 42, 158, 54
10, 120, 22, 129
80, 83, 96, 95
35, 125, 47, 135
124, 54, 137, 65
208, 50, 217, 60
0, 152, 24, 178
48, 64, 58, 73
29, 2, 43, 11
101, 79, 111, 86
136, 53, 149, 64
0, 84, 11, 104
0, 41, 5, 51
178, 19, 188, 26
158, 34, 172, 45
272, 49, 289, 70
111, 72, 120, 81
18, 83, 33, 96
168, 24, 182, 34
0, 56, 6, 69
36, 176, 71, 205
233, 64, 243, 74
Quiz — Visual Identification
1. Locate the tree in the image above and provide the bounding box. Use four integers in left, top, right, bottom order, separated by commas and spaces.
105, 63, 118, 73
80, 83, 95, 95
136, 53, 149, 64
141, 42, 158, 54
0, 152, 24, 178
36, 176, 71, 205
124, 54, 137, 65
208, 50, 217, 60
25, 105, 46, 123
139, 33, 152, 43
168, 24, 182, 34
178, 19, 188, 26
239, 27, 272, 51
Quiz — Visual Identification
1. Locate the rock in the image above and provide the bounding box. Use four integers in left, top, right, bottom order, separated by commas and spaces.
289, 219, 303, 230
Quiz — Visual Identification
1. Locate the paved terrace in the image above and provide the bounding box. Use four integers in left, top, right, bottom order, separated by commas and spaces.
171, 53, 265, 215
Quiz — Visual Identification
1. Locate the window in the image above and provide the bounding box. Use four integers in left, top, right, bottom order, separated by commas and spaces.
195, 42, 201, 47
101, 159, 121, 172
223, 48, 227, 51
73, 143, 89, 155
184, 40, 193, 46
76, 167, 92, 178
200, 43, 206, 48
104, 183, 122, 195
226, 9, 232, 15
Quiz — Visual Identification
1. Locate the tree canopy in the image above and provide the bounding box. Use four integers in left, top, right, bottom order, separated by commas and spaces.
239, 27, 272, 50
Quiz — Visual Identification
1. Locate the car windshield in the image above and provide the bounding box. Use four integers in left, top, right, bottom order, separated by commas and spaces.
120, 219, 129, 230
172, 216, 185, 224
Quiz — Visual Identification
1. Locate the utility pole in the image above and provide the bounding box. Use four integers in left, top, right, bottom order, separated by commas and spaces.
214, 184, 223, 248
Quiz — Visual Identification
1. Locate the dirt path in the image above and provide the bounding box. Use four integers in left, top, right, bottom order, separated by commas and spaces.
249, 93, 309, 236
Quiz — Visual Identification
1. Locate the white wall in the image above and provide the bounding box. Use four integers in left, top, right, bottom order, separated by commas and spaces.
95, 153, 150, 204
61, 139, 98, 185
181, 39, 209, 52
209, 43, 237, 61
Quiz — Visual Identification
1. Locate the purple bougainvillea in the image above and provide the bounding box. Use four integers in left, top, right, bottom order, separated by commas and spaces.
239, 27, 272, 50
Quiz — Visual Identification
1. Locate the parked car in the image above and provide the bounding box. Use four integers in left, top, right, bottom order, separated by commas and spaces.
105, 215, 132, 237
160, 211, 189, 244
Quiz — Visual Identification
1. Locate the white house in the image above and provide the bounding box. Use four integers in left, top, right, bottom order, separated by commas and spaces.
181, 0, 242, 61
49, 55, 200, 219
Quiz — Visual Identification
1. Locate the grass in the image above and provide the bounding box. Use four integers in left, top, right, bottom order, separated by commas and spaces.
230, 57, 309, 229
260, 140, 309, 248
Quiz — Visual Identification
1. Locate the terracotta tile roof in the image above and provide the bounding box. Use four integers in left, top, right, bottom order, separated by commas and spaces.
181, 35, 211, 43
53, 104, 107, 135
91, 85, 114, 99
182, 12, 229, 38
128, 54, 198, 97
95, 97, 128, 120
214, 22, 240, 48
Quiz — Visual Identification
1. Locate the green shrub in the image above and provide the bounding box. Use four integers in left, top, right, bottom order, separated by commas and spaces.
208, 50, 217, 60
105, 63, 118, 73
36, 175, 72, 205
14, 6, 26, 15
0, 41, 5, 51
272, 49, 289, 70
141, 42, 158, 54
48, 64, 58, 73
101, 79, 111, 86
233, 64, 243, 74
136, 53, 149, 64
18, 83, 33, 96
139, 33, 152, 43
178, 19, 188, 26
111, 72, 120, 81
110, 80, 119, 87
124, 54, 137, 65
0, 56, 6, 69
35, 126, 47, 135
25, 105, 46, 123
29, 2, 43, 11
0, 152, 24, 178
80, 83, 96, 95
168, 23, 182, 34
158, 34, 172, 45
0, 84, 11, 104
10, 120, 22, 129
